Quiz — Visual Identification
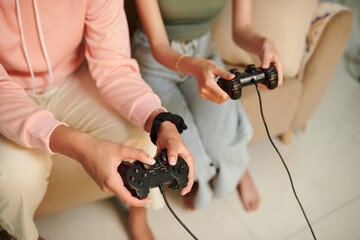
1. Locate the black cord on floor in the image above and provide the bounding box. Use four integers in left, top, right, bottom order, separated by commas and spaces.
252, 81, 317, 240
158, 185, 199, 240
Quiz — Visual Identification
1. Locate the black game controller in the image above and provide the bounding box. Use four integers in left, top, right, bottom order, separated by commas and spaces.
217, 64, 278, 99
118, 149, 189, 199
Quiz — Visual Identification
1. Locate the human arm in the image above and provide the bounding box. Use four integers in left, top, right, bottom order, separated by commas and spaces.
85, 0, 166, 129
0, 62, 156, 207
49, 124, 158, 207
84, 0, 194, 196
0, 64, 66, 152
144, 109, 195, 196
134, 0, 235, 104
49, 109, 194, 206
232, 0, 283, 86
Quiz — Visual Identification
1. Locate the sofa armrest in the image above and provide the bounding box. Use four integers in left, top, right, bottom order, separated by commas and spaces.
291, 6, 353, 130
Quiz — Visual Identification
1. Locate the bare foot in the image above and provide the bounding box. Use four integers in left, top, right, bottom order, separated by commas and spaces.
128, 207, 154, 240
182, 182, 198, 210
238, 170, 260, 212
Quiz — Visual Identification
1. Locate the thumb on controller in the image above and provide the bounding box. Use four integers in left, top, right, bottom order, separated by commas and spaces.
123, 147, 155, 165
214, 66, 234, 80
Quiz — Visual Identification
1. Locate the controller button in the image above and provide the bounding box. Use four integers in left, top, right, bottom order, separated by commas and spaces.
173, 166, 179, 171
229, 68, 238, 74
134, 168, 140, 174
142, 173, 148, 178
245, 64, 256, 73
130, 175, 135, 182
138, 180, 144, 186
180, 164, 187, 169
143, 164, 151, 170
178, 169, 185, 174
149, 170, 155, 175
159, 153, 168, 165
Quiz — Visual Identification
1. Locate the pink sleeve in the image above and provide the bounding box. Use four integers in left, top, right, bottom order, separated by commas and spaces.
84, 0, 164, 130
0, 64, 66, 153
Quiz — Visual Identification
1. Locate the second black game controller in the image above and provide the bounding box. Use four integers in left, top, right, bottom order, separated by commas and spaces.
118, 149, 189, 199
217, 64, 278, 99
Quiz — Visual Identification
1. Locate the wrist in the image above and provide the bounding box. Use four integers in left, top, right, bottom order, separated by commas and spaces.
177, 55, 198, 76
149, 112, 188, 145
49, 125, 93, 163
176, 54, 188, 75
158, 120, 176, 132
145, 108, 166, 133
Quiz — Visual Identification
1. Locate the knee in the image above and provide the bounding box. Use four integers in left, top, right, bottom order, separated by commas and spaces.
0, 158, 50, 204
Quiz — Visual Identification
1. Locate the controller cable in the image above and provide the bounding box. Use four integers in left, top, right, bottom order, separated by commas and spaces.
252, 80, 317, 240
158, 184, 199, 240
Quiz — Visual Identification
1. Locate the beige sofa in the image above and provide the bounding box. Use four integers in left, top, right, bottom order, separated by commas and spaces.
34, 0, 353, 218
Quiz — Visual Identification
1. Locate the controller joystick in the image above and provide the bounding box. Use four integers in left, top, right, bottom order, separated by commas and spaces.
217, 64, 278, 99
245, 64, 256, 73
157, 151, 168, 165
118, 149, 189, 199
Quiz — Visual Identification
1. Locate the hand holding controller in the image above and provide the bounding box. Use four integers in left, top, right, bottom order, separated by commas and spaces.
217, 64, 278, 100
118, 149, 189, 199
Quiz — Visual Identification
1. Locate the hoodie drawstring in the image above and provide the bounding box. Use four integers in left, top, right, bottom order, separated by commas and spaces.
15, 0, 53, 95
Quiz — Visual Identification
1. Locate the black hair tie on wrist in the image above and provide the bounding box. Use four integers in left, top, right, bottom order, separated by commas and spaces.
150, 112, 188, 145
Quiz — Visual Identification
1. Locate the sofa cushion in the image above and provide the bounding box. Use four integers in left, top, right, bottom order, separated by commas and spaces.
212, 0, 317, 78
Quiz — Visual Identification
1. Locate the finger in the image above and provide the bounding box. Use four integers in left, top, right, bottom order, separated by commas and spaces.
214, 66, 234, 80
156, 146, 162, 155
274, 59, 283, 86
180, 152, 195, 196
164, 138, 179, 165
121, 147, 155, 165
244, 203, 250, 212
261, 52, 271, 69
110, 175, 152, 207
199, 87, 221, 104
253, 199, 260, 211
206, 80, 230, 104
118, 192, 151, 207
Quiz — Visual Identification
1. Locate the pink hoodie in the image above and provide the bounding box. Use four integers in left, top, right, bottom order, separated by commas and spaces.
0, 0, 163, 153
